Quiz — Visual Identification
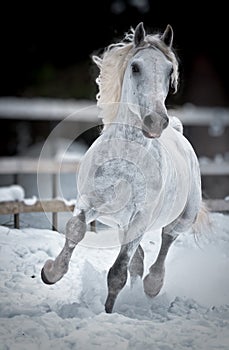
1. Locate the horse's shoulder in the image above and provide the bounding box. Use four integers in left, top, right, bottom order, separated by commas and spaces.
169, 116, 183, 134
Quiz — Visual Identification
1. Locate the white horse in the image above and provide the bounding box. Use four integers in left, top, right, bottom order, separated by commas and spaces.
41, 23, 209, 313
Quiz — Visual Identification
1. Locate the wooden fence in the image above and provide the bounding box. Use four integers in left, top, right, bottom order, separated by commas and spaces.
0, 157, 81, 230
0, 157, 228, 231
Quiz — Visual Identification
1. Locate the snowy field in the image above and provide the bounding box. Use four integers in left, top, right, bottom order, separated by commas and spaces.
0, 211, 229, 350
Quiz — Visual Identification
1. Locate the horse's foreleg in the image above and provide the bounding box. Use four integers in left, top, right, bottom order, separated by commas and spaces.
105, 212, 147, 313
129, 244, 144, 286
105, 244, 130, 314
105, 237, 142, 313
41, 210, 87, 285
143, 230, 176, 298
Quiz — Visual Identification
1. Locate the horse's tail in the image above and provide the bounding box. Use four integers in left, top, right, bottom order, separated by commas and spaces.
192, 200, 211, 235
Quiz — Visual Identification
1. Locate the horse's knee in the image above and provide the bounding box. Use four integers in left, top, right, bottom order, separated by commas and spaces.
66, 210, 87, 247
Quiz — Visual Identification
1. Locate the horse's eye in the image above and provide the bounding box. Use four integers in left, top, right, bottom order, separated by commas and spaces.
132, 63, 140, 74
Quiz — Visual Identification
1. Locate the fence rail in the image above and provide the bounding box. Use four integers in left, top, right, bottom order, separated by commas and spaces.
0, 97, 229, 126
0, 157, 80, 174
1, 199, 228, 215
0, 199, 75, 215
0, 97, 98, 122
0, 157, 228, 176
0, 198, 228, 230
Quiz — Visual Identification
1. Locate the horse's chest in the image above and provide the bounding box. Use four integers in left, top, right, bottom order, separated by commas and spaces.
78, 153, 151, 228
93, 158, 147, 207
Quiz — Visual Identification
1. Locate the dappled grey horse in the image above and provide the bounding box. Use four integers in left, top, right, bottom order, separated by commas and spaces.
41, 23, 208, 313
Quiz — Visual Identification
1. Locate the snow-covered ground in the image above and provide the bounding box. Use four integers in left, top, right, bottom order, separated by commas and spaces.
0, 137, 229, 349
0, 212, 229, 349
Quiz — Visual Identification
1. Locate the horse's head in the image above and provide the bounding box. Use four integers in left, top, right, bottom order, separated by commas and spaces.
123, 22, 177, 138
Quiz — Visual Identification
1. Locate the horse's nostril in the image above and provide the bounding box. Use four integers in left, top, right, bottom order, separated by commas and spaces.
143, 115, 153, 129
144, 114, 168, 130
142, 113, 169, 138
163, 116, 169, 129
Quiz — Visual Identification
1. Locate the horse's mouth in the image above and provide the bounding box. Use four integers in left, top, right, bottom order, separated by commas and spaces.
142, 127, 161, 139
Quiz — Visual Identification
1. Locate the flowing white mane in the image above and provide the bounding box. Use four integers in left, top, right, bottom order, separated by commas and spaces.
92, 27, 179, 127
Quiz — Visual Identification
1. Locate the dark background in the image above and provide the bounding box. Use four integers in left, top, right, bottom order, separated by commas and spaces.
0, 1, 228, 199
1, 1, 229, 107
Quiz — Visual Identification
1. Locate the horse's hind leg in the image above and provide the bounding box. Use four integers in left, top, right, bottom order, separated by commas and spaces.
41, 210, 87, 285
143, 199, 200, 298
129, 244, 144, 286
143, 231, 176, 298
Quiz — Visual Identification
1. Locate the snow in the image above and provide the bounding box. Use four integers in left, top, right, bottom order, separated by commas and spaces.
0, 185, 25, 202
23, 196, 38, 205
0, 212, 229, 349
0, 185, 37, 205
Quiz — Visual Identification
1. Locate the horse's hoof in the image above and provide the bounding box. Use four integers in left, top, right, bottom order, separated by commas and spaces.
143, 273, 163, 298
105, 306, 112, 314
41, 267, 55, 285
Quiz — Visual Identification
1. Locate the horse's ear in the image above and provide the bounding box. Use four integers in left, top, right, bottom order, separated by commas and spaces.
134, 22, 145, 47
160, 24, 173, 47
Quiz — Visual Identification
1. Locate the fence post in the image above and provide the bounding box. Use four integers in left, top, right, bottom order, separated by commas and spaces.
90, 220, 96, 232
14, 213, 20, 229
13, 174, 20, 228
52, 173, 58, 231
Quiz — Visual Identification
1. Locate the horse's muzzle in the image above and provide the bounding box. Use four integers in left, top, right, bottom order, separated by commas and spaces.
142, 113, 169, 138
